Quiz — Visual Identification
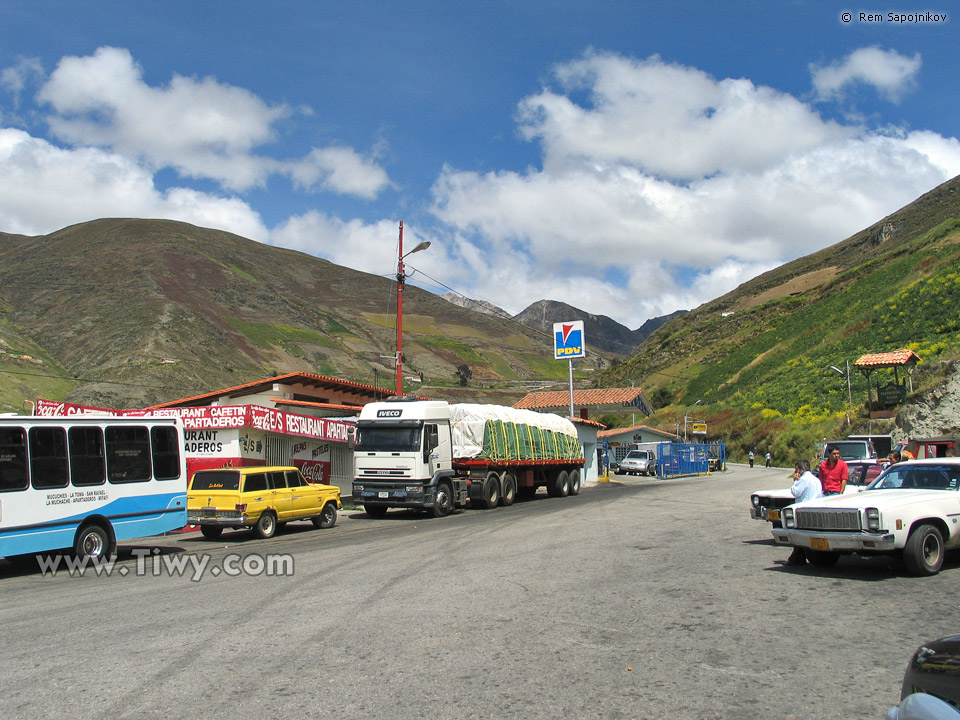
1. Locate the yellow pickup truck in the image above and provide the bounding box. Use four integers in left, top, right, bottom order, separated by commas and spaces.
188, 466, 341, 540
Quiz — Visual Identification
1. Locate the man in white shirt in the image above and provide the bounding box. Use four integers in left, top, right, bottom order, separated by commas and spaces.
785, 459, 822, 566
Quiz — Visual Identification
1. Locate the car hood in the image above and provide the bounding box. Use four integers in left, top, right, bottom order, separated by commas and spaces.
752, 485, 865, 500
792, 488, 960, 512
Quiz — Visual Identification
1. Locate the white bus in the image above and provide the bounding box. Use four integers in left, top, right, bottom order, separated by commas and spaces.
0, 416, 187, 559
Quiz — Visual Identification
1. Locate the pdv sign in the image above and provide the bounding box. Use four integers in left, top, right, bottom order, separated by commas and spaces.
553, 321, 586, 359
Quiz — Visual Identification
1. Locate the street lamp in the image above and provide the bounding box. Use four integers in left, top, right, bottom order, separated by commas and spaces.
394, 220, 431, 395
830, 361, 854, 426
683, 399, 702, 442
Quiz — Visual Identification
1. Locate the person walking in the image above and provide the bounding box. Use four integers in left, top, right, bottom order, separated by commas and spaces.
748, 450, 755, 468
785, 459, 823, 566
818, 445, 849, 495
765, 451, 772, 467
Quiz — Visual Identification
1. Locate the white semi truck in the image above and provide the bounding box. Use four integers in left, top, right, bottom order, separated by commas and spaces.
351, 398, 585, 517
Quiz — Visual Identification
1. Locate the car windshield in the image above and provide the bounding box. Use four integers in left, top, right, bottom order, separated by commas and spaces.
869, 464, 960, 491
625, 451, 649, 460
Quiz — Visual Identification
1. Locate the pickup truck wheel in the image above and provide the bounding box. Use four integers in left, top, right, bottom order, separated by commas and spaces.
553, 470, 570, 497
500, 474, 516, 506
806, 549, 839, 568
481, 473, 500, 509
253, 511, 277, 539
432, 482, 454, 517
313, 502, 338, 529
568, 469, 581, 496
200, 526, 223, 540
904, 524, 944, 576
365, 504, 388, 519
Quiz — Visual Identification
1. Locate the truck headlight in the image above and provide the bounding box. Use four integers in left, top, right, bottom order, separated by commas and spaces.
354, 485, 364, 492
865, 507, 880, 531
751, 495, 760, 507
783, 507, 795, 528
406, 486, 422, 493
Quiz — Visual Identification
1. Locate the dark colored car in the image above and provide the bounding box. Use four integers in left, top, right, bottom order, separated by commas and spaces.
888, 635, 960, 718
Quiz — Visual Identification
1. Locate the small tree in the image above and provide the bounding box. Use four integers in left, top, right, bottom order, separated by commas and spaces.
455, 365, 472, 387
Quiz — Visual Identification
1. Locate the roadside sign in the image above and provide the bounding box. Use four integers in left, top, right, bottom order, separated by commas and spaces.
553, 321, 586, 359
692, 422, 707, 435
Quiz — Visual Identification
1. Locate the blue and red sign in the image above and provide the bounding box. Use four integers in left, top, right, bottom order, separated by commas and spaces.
553, 321, 586, 359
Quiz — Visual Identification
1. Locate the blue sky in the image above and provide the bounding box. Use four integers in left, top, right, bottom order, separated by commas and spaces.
1, 1, 958, 328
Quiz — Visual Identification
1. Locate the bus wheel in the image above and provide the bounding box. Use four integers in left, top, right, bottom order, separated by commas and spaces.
568, 470, 582, 496
253, 511, 277, 539
74, 523, 115, 559
200, 526, 224, 540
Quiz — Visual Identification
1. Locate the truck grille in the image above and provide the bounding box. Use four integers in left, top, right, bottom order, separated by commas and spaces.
796, 508, 862, 531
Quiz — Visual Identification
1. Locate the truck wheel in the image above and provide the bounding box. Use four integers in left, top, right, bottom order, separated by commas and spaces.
432, 483, 454, 518
480, 473, 500, 509
253, 511, 277, 539
904, 524, 944, 576
553, 471, 570, 497
500, 474, 516, 506
312, 502, 338, 529
365, 504, 388, 519
806, 550, 839, 568
568, 470, 581, 496
200, 526, 223, 540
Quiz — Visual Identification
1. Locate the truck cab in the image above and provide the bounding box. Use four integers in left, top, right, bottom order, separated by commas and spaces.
352, 399, 465, 517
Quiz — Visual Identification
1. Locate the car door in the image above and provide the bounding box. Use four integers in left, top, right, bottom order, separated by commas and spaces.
267, 470, 295, 521
285, 469, 320, 519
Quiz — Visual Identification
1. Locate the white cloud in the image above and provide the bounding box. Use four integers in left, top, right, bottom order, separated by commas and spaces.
0, 127, 267, 240
811, 46, 921, 103
1, 56, 44, 109
34, 46, 390, 197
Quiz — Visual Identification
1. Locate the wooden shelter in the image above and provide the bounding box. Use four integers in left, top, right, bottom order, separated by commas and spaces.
853, 349, 921, 417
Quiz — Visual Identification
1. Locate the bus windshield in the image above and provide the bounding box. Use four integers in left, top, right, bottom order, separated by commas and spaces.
357, 425, 422, 452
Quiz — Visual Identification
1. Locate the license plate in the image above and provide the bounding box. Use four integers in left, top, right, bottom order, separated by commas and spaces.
766, 510, 780, 521
810, 538, 830, 551
378, 491, 388, 498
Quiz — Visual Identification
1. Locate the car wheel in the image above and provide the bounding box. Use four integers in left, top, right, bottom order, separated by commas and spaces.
313, 502, 337, 529
904, 524, 944, 576
432, 482, 454, 517
74, 523, 115, 559
806, 550, 839, 568
253, 511, 277, 539
200, 525, 223, 540
568, 469, 581, 496
365, 504, 388, 519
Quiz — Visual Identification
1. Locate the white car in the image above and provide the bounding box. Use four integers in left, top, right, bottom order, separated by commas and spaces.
772, 459, 960, 575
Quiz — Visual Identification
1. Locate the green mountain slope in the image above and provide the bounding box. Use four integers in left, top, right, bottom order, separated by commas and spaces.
0, 218, 610, 411
599, 175, 960, 459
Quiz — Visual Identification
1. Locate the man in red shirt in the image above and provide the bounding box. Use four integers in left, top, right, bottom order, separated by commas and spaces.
818, 445, 849, 495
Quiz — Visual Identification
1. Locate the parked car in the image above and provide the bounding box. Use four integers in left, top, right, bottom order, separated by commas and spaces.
773, 458, 960, 575
615, 449, 657, 476
888, 634, 960, 719
749, 460, 882, 527
188, 466, 341, 540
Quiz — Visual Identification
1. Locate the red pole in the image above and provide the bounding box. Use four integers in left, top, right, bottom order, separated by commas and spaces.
395, 221, 404, 396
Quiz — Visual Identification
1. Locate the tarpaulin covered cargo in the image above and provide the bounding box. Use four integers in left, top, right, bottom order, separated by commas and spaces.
449, 404, 581, 462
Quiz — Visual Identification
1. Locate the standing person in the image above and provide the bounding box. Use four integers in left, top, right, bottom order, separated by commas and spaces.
785, 459, 823, 566
818, 445, 849, 496
748, 450, 755, 468
765, 451, 772, 467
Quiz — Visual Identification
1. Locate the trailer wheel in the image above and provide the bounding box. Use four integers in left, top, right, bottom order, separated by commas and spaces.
553, 470, 570, 497
501, 474, 516, 506
480, 473, 500, 509
432, 482, 454, 518
568, 469, 581, 496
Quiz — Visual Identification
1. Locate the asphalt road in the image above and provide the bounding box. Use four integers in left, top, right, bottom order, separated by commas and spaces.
2, 464, 958, 720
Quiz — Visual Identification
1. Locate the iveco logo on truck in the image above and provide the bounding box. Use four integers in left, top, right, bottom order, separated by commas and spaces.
377, 409, 403, 418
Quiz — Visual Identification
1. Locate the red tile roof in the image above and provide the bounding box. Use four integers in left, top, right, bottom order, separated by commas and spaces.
598, 423, 678, 440
514, 388, 648, 410
854, 350, 921, 368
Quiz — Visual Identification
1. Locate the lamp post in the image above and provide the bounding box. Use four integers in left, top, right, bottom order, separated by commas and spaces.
830, 361, 853, 426
395, 220, 431, 395
683, 399, 702, 442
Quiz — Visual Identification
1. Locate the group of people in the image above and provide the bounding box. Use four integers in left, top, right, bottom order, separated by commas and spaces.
747, 450, 773, 468
784, 445, 849, 566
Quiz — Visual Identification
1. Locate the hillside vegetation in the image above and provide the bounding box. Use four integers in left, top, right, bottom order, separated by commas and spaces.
599, 175, 960, 462
0, 219, 610, 411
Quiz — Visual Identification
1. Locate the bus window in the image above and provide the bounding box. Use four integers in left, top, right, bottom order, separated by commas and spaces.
106, 425, 151, 483
29, 426, 69, 489
0, 427, 29, 492
151, 426, 181, 480
69, 426, 106, 486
